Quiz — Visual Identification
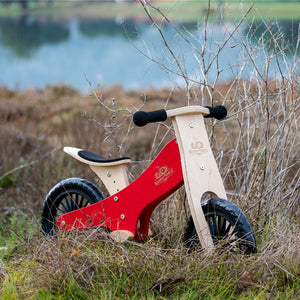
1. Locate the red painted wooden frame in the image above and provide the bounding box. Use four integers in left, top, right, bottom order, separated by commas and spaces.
57, 138, 184, 241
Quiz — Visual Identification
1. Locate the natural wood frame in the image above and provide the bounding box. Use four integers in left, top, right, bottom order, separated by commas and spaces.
168, 107, 227, 252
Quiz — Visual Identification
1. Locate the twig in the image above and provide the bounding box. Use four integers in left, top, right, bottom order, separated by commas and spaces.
0, 160, 39, 182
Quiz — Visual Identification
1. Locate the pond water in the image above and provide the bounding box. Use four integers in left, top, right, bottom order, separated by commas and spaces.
0, 15, 299, 93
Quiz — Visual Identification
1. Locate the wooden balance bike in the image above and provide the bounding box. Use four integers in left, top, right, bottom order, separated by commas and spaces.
41, 105, 256, 254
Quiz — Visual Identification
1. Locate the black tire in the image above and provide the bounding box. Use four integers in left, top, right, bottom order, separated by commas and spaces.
184, 198, 257, 254
41, 177, 104, 236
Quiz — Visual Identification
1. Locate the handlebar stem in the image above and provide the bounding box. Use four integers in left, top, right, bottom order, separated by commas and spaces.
166, 106, 210, 118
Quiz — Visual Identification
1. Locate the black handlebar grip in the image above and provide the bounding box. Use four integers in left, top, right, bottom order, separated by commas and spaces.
133, 109, 167, 127
204, 105, 227, 120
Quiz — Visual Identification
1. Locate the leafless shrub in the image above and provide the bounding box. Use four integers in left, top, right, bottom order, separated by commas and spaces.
127, 0, 300, 230
88, 0, 299, 239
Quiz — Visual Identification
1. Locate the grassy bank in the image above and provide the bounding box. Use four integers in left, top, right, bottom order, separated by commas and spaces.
1, 217, 299, 299
0, 1, 300, 21
0, 80, 299, 298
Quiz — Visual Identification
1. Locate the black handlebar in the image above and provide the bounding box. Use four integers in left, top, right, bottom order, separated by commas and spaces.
133, 109, 167, 127
204, 105, 227, 120
133, 105, 227, 127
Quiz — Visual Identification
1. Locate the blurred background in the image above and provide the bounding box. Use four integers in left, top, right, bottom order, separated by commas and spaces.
0, 0, 299, 92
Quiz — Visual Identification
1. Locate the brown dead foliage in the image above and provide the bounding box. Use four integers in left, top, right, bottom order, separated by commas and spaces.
0, 81, 299, 225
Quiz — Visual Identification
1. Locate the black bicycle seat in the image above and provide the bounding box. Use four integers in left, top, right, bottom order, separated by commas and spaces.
78, 150, 130, 164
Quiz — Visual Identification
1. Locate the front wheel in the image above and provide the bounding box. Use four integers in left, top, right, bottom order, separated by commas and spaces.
41, 178, 104, 236
184, 198, 257, 254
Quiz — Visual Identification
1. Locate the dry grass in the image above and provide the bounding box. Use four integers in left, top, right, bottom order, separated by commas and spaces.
1, 209, 299, 298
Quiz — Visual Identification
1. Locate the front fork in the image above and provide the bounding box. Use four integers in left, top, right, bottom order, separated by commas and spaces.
172, 114, 227, 253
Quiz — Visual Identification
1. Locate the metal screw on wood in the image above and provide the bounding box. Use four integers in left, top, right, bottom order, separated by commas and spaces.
189, 122, 195, 128
61, 221, 66, 226
200, 164, 205, 170
114, 196, 118, 202
107, 171, 112, 177
120, 214, 125, 219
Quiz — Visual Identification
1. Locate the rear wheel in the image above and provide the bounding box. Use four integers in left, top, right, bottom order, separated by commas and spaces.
184, 198, 256, 254
41, 178, 104, 236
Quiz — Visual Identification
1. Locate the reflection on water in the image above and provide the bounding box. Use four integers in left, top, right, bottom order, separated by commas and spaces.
246, 20, 300, 55
0, 16, 70, 58
78, 18, 139, 40
0, 15, 299, 92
